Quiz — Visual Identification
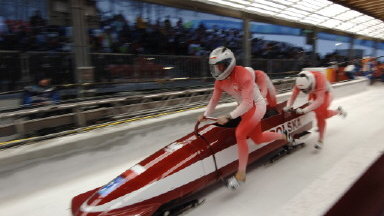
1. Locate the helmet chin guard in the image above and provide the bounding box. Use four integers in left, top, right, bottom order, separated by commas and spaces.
296, 71, 315, 93
209, 47, 236, 80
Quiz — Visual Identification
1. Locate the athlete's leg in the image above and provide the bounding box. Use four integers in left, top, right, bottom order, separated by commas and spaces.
315, 93, 344, 149
235, 105, 264, 175
323, 93, 339, 119
250, 125, 285, 144
266, 91, 277, 108
315, 111, 326, 142
249, 104, 285, 144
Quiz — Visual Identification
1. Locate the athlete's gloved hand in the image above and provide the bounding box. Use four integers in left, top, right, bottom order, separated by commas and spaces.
295, 108, 305, 114
197, 114, 206, 122
283, 106, 293, 112
217, 115, 230, 125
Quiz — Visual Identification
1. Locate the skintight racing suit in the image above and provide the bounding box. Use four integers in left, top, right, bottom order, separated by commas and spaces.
204, 66, 286, 175
245, 67, 277, 108
286, 71, 345, 148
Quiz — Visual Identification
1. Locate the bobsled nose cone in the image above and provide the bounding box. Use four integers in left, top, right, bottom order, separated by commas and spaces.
71, 188, 100, 216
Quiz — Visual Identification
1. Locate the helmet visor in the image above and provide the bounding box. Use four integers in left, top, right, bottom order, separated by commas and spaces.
209, 58, 231, 79
296, 74, 311, 92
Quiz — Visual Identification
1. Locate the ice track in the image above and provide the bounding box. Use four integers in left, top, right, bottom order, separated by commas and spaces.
0, 84, 383, 216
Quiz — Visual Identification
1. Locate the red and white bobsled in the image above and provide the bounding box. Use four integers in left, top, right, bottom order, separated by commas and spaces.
71, 102, 313, 216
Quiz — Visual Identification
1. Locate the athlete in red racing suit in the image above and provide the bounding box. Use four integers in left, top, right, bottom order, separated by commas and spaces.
284, 71, 346, 149
199, 47, 289, 189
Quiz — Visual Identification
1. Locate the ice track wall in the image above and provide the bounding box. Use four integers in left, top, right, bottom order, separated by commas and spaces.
0, 78, 369, 174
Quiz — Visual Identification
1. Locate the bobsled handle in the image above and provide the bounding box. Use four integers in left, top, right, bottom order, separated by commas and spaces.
194, 116, 217, 137
194, 116, 224, 182
204, 116, 218, 121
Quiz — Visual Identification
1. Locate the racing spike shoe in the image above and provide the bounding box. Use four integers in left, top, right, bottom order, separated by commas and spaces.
337, 106, 347, 118
283, 130, 294, 145
226, 176, 244, 191
314, 140, 323, 150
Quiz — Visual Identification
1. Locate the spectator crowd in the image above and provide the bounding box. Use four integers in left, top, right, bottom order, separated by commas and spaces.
0, 11, 304, 59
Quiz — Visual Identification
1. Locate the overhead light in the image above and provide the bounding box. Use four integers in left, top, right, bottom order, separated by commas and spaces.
280, 11, 306, 18
227, 0, 250, 6
272, 0, 298, 6
336, 10, 362, 21
364, 19, 382, 27
359, 29, 372, 35
251, 3, 281, 12
319, 19, 342, 28
300, 0, 331, 9
350, 15, 374, 24
253, 0, 287, 9
349, 25, 369, 31
297, 0, 331, 10
301, 17, 326, 24
300, 19, 317, 25
307, 14, 328, 22
208, 0, 245, 9
274, 13, 301, 21
163, 67, 174, 70
284, 7, 310, 16
246, 7, 277, 16
294, 2, 322, 11
317, 4, 349, 17
337, 22, 355, 30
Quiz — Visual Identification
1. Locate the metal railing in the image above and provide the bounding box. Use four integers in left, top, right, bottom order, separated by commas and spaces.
0, 78, 296, 148
91, 53, 210, 81
0, 51, 301, 92
250, 58, 304, 76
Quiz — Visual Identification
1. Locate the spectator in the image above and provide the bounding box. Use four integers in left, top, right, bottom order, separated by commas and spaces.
344, 64, 356, 80
30, 10, 46, 28
0, 16, 8, 34
22, 77, 60, 107
361, 57, 375, 83
344, 59, 360, 80
372, 60, 384, 83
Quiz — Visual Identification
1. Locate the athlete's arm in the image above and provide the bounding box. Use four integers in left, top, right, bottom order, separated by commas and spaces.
303, 74, 327, 113
204, 81, 222, 117
266, 76, 277, 107
286, 86, 300, 108
256, 70, 267, 98
230, 68, 255, 119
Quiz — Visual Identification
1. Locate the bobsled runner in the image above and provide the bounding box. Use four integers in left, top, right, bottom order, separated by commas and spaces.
71, 101, 313, 216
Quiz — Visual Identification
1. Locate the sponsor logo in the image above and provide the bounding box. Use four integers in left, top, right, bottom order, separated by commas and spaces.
98, 176, 127, 198
270, 117, 302, 133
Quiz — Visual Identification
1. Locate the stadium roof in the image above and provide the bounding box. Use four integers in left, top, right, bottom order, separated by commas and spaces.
141, 0, 384, 41
191, 0, 384, 40
331, 0, 384, 23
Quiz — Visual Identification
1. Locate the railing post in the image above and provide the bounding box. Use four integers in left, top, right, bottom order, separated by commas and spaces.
20, 52, 31, 86
71, 0, 92, 97
15, 119, 25, 138
201, 56, 208, 78
74, 107, 86, 127
242, 17, 251, 67
267, 59, 273, 74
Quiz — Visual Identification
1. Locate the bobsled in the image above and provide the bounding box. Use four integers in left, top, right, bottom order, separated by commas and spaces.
71, 102, 314, 216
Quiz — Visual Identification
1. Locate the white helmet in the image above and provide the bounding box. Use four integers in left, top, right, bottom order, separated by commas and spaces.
296, 71, 315, 93
209, 46, 236, 80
